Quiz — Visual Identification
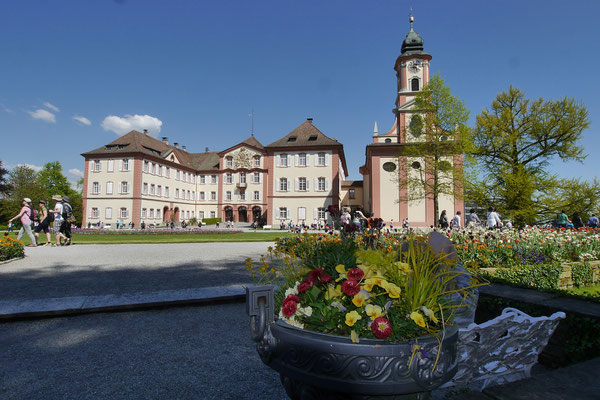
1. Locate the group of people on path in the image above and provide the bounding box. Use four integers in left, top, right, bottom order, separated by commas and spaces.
7, 195, 74, 247
555, 210, 599, 229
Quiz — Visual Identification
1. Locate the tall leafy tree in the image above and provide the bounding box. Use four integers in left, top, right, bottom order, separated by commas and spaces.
1, 165, 47, 223
536, 178, 600, 223
0, 160, 9, 194
38, 161, 72, 196
397, 74, 471, 226
470, 86, 590, 226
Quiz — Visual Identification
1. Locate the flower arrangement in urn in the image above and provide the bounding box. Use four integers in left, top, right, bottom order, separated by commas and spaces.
247, 232, 481, 348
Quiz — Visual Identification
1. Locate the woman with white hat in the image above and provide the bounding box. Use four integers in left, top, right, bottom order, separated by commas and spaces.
8, 198, 37, 246
51, 195, 66, 246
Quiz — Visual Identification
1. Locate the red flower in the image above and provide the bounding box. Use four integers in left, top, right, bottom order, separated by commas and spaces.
282, 300, 298, 317
347, 268, 364, 281
309, 268, 324, 281
298, 281, 312, 293
283, 294, 300, 304
320, 274, 332, 283
342, 280, 361, 296
371, 317, 392, 339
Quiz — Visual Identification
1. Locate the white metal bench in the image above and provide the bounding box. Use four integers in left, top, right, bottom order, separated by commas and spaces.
442, 307, 566, 390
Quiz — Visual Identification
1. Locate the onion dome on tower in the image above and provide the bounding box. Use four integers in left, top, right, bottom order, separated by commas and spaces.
401, 14, 429, 57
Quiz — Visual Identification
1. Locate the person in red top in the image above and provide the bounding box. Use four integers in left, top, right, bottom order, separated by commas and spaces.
8, 198, 37, 246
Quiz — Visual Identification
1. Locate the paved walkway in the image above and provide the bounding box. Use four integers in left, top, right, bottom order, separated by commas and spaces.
0, 242, 273, 301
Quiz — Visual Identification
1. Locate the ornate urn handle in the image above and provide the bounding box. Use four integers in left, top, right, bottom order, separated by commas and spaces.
246, 286, 275, 342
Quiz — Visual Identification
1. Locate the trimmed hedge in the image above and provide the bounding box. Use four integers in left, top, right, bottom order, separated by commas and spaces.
200, 218, 222, 226
492, 263, 563, 290
572, 262, 594, 288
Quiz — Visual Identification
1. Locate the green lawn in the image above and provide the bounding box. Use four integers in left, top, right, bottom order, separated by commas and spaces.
2, 231, 296, 245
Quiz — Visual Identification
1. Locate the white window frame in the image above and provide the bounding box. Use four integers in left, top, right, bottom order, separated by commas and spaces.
253, 191, 260, 201
318, 207, 326, 219
92, 182, 100, 194
280, 154, 288, 167
122, 159, 129, 171
200, 175, 206, 184
210, 211, 216, 218
298, 177, 307, 191
142, 183, 148, 194
106, 181, 114, 195
299, 153, 307, 167
200, 191, 205, 200
211, 175, 218, 184
94, 160, 101, 172
226, 191, 232, 201
280, 178, 288, 192
254, 156, 260, 167
317, 153, 326, 166
92, 207, 99, 218
226, 173, 233, 184
120, 208, 128, 219
107, 159, 114, 172
240, 190, 246, 201
318, 177, 326, 191
121, 181, 129, 194
105, 207, 112, 219
226, 157, 233, 168
279, 207, 288, 219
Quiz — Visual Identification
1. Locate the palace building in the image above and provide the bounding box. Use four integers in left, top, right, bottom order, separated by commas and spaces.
80, 16, 462, 228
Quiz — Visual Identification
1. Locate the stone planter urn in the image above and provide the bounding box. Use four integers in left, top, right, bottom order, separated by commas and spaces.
246, 285, 459, 400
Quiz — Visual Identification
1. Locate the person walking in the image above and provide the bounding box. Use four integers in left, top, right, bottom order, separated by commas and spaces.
587, 214, 599, 228
556, 210, 569, 229
572, 212, 584, 229
439, 210, 449, 229
51, 195, 66, 246
60, 196, 74, 245
486, 207, 502, 229
465, 209, 481, 227
8, 198, 37, 246
34, 200, 52, 245
451, 211, 462, 229
402, 218, 409, 229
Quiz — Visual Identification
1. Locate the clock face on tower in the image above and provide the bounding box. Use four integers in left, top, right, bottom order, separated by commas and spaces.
408, 60, 422, 73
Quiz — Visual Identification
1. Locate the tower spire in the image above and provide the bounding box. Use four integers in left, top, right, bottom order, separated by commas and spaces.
409, 8, 414, 27
248, 108, 254, 136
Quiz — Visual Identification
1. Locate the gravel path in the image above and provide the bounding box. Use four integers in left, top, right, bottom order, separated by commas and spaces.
0, 303, 287, 400
0, 243, 273, 301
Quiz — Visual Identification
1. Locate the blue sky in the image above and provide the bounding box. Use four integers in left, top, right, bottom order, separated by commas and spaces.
1, 0, 598, 184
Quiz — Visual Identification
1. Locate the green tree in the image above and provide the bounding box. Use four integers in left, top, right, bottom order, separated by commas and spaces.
470, 86, 591, 226
1, 165, 47, 223
396, 74, 471, 226
536, 178, 600, 223
0, 160, 9, 194
37, 161, 83, 226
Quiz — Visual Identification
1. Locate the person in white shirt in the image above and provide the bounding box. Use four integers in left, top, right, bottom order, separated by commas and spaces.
451, 211, 461, 229
486, 206, 502, 229
51, 195, 65, 246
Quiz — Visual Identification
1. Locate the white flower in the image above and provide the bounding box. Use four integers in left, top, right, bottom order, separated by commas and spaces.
297, 306, 313, 317
285, 286, 299, 297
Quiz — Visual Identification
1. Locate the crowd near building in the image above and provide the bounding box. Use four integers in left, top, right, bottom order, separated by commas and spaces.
81, 17, 462, 228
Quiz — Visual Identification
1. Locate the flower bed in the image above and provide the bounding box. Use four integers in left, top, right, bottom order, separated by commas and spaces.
73, 228, 242, 235
0, 234, 25, 262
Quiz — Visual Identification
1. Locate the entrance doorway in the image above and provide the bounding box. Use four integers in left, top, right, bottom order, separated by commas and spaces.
224, 206, 233, 222
238, 206, 248, 223
163, 206, 169, 222
252, 206, 262, 222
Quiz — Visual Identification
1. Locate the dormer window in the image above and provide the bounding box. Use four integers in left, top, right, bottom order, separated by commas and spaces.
226, 157, 233, 168
411, 78, 419, 91
385, 138, 392, 143
308, 135, 318, 141
253, 156, 260, 167
287, 136, 297, 142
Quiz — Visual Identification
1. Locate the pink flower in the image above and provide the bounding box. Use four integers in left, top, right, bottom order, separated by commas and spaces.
309, 268, 324, 281
298, 281, 312, 293
320, 274, 332, 283
347, 268, 365, 281
371, 317, 392, 339
282, 300, 298, 317
283, 294, 300, 304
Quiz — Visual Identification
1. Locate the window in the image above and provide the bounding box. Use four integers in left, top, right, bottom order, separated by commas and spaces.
240, 172, 246, 184
253, 191, 260, 201
92, 182, 100, 194
280, 178, 288, 192
176, 188, 180, 198
165, 186, 169, 197
143, 183, 148, 194
120, 207, 128, 218
200, 175, 206, 184
287, 136, 297, 142
200, 191, 205, 200
149, 209, 155, 219
298, 177, 307, 191
226, 191, 232, 201
280, 154, 288, 167
152, 163, 157, 175
106, 181, 113, 195
299, 153, 307, 166
191, 190, 194, 200
158, 185, 162, 197
318, 207, 326, 219
94, 160, 101, 172
199, 211, 205, 219
121, 181, 129, 193
411, 78, 419, 91
308, 135, 317, 141
279, 207, 288, 219
150, 184, 155, 195
253, 172, 260, 183
226, 173, 233, 184
191, 174, 195, 184
226, 157, 233, 168
318, 177, 326, 191
349, 189, 356, 199
156, 209, 161, 220
166, 167, 170, 177
105, 207, 112, 219
143, 161, 149, 172
385, 138, 392, 143
254, 156, 260, 167
186, 210, 190, 219
187, 190, 191, 200
92, 207, 99, 218
240, 190, 246, 201
210, 211, 216, 218
122, 159, 129, 171
141, 208, 147, 218
298, 207, 306, 220
107, 159, 114, 172
411, 161, 422, 169
210, 191, 216, 201
176, 170, 180, 180
317, 153, 326, 166
211, 175, 217, 184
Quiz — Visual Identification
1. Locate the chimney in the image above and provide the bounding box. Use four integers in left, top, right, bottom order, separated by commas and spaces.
182, 145, 187, 151
162, 137, 169, 145
307, 118, 313, 123
173, 142, 179, 149
143, 129, 149, 135
205, 147, 209, 153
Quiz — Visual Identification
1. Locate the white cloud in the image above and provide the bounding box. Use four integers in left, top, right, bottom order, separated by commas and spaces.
43, 102, 60, 112
68, 168, 84, 177
28, 109, 56, 123
15, 163, 43, 172
1, 103, 13, 113
73, 115, 92, 126
101, 114, 162, 137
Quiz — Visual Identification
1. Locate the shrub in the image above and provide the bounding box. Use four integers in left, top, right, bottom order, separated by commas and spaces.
0, 234, 25, 261
201, 217, 222, 225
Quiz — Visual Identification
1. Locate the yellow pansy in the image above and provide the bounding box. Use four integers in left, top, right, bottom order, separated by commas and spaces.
325, 284, 343, 300
335, 264, 347, 281
394, 261, 411, 273
362, 278, 375, 292
350, 330, 360, 343
410, 311, 426, 328
345, 310, 362, 326
382, 282, 401, 298
421, 306, 438, 323
352, 290, 370, 307
365, 304, 384, 320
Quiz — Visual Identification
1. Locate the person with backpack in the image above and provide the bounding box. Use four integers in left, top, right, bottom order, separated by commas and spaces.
8, 198, 37, 246
587, 214, 599, 228
51, 195, 66, 246
34, 200, 52, 245
60, 196, 74, 246
556, 210, 569, 229
439, 210, 449, 229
